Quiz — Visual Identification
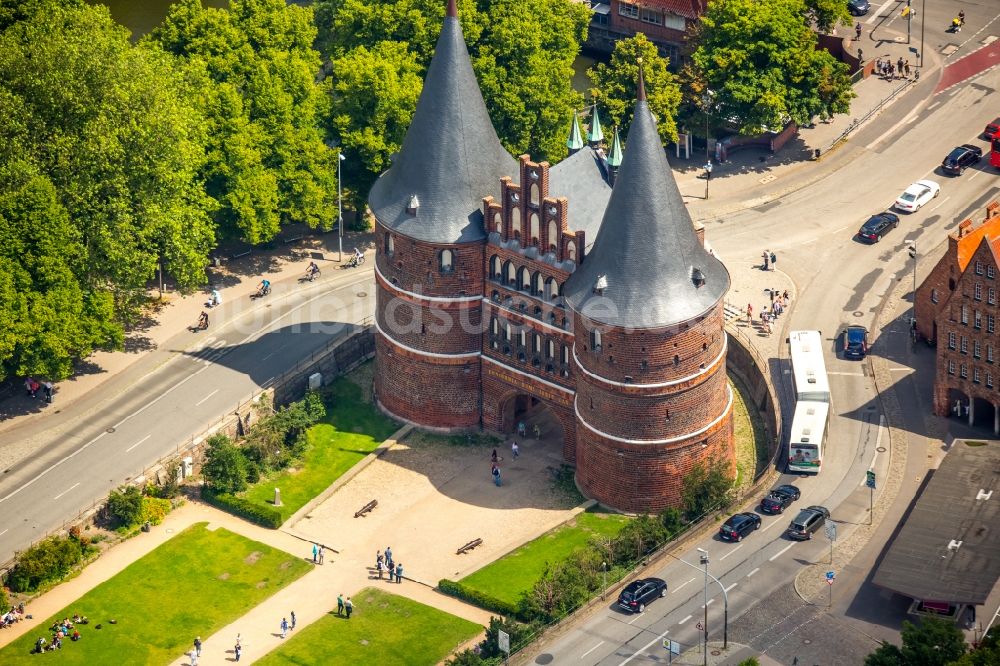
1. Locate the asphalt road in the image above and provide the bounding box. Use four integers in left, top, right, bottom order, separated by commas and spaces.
528, 47, 1000, 666
0, 272, 375, 564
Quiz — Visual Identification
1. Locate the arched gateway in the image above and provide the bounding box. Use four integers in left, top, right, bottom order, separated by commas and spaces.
368, 0, 734, 513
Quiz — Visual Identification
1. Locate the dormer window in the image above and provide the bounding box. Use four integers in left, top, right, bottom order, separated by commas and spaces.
593, 274, 608, 295
592, 329, 602, 352
440, 249, 454, 273
406, 195, 419, 215
692, 267, 705, 287
384, 233, 395, 257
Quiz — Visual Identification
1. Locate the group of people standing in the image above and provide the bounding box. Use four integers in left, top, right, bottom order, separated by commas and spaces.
375, 546, 403, 583
24, 377, 54, 403
747, 289, 791, 337
874, 57, 912, 81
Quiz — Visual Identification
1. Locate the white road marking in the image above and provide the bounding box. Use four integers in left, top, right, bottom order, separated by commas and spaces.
125, 435, 151, 453
0, 529, 8, 537
830, 225, 848, 234
672, 577, 695, 594
704, 598, 716, 607
627, 613, 643, 625
761, 517, 785, 533
195, 389, 220, 406
581, 642, 605, 659
261, 351, 276, 361
619, 626, 672, 666
747, 567, 760, 578
719, 544, 744, 561
725, 583, 739, 593
970, 169, 984, 181
905, 115, 918, 124
769, 543, 795, 561
53, 483, 80, 501
926, 102, 940, 111
679, 614, 692, 624
929, 196, 951, 212
866, 0, 895, 24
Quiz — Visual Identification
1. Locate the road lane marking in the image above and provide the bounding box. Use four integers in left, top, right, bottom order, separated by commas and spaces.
724, 583, 739, 593
0, 431, 107, 503
719, 544, 744, 560
704, 598, 716, 607
581, 642, 605, 659
862, 415, 886, 486
747, 567, 760, 578
929, 196, 951, 213
761, 518, 784, 533
53, 483, 80, 501
866, 0, 895, 24
970, 170, 984, 181
679, 615, 692, 624
195, 389, 220, 406
619, 627, 671, 666
0, 529, 8, 537
125, 435, 152, 453
672, 577, 696, 593
627, 613, 643, 625
770, 543, 795, 561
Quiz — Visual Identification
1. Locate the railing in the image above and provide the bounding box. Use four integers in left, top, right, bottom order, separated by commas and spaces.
823, 78, 913, 153
1, 316, 374, 575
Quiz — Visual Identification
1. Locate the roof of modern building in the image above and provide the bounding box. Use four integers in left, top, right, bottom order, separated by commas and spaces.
562, 75, 729, 329
548, 147, 612, 249
872, 440, 1000, 605
367, 2, 516, 245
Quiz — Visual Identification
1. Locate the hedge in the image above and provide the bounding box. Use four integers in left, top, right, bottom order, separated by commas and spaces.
437, 578, 518, 618
200, 487, 283, 529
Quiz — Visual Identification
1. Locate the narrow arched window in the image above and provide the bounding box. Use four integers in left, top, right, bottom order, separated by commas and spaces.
546, 339, 555, 359
519, 266, 531, 291
530, 182, 539, 205
533, 272, 543, 296
566, 240, 576, 261
545, 277, 559, 301
533, 333, 542, 353
592, 329, 602, 351
530, 214, 540, 245
491, 318, 499, 335
440, 249, 454, 273
491, 255, 502, 280
519, 329, 527, 347
505, 261, 516, 285
562, 345, 570, 364
505, 323, 512, 341
493, 211, 502, 232
384, 232, 394, 257
548, 220, 558, 253
511, 207, 521, 240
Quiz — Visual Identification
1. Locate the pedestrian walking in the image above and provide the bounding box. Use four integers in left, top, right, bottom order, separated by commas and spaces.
517, 420, 526, 437
377, 559, 384, 579
492, 463, 502, 487
234, 643, 242, 662
704, 160, 713, 180
376, 550, 383, 567
904, 60, 911, 78
290, 611, 296, 630
855, 22, 862, 40
897, 57, 904, 76
345, 597, 353, 619
312, 543, 318, 563
280, 617, 288, 639
337, 594, 345, 616
491, 448, 499, 463
42, 381, 53, 404
189, 649, 199, 666
746, 303, 753, 323
318, 545, 325, 565
194, 636, 202, 657
762, 250, 770, 271
769, 251, 777, 270
396, 563, 403, 583
511, 441, 519, 459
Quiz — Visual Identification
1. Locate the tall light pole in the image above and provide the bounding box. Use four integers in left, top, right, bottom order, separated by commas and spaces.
907, 239, 918, 338
919, 0, 926, 68
702, 91, 714, 200
674, 551, 729, 649
698, 547, 709, 666
337, 151, 346, 262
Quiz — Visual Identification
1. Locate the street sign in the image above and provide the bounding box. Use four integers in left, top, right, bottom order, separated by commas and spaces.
825, 521, 837, 541
662, 639, 681, 655
498, 630, 510, 654
866, 470, 876, 489
826, 571, 836, 584
696, 622, 704, 631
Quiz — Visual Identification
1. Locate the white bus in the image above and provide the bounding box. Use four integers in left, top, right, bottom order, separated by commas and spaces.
788, 330, 831, 473
787, 401, 829, 473
789, 330, 831, 403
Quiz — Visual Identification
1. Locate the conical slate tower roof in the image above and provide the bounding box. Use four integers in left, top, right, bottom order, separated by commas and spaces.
588, 104, 604, 144
567, 112, 584, 151
564, 85, 729, 329
607, 126, 623, 167
368, 1, 515, 244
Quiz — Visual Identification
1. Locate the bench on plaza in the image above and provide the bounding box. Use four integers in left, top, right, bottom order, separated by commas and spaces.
354, 499, 377, 518
456, 538, 483, 555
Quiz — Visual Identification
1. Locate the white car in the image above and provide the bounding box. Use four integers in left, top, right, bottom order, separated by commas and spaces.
894, 179, 940, 212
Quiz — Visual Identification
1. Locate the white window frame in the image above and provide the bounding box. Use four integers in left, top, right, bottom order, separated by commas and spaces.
961, 336, 968, 353
974, 367, 982, 383
977, 261, 985, 275
975, 340, 982, 358
990, 315, 996, 333
990, 265, 997, 279
948, 331, 957, 349
948, 359, 956, 375
989, 372, 994, 388
931, 288, 939, 304
975, 311, 983, 329
640, 7, 663, 25
962, 305, 969, 324
976, 283, 983, 300
618, 2, 639, 19
961, 363, 968, 378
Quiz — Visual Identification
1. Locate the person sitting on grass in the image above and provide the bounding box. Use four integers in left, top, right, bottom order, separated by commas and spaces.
71, 629, 81, 642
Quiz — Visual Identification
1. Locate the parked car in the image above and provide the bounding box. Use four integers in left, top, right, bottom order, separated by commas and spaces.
760, 484, 801, 515
719, 512, 762, 542
787, 506, 831, 540
984, 117, 1000, 140
857, 212, 899, 242
894, 179, 940, 212
617, 577, 668, 613
848, 0, 870, 16
941, 144, 983, 175
843, 325, 869, 359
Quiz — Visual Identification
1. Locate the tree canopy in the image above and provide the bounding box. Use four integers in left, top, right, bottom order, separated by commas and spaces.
805, 0, 853, 34
152, 0, 338, 244
865, 619, 967, 666
587, 33, 682, 146
692, 0, 855, 135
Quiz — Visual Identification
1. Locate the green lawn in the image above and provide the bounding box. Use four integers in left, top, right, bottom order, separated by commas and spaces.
458, 511, 630, 606
243, 376, 401, 521
0, 523, 310, 664
256, 588, 480, 665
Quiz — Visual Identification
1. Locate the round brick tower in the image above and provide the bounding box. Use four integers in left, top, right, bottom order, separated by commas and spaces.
368, 0, 515, 429
563, 74, 734, 513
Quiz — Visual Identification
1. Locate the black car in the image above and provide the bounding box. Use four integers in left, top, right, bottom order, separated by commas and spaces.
843, 325, 869, 359
848, 0, 870, 16
857, 212, 899, 242
941, 144, 983, 175
787, 506, 831, 540
617, 577, 667, 613
760, 484, 801, 515
719, 512, 762, 542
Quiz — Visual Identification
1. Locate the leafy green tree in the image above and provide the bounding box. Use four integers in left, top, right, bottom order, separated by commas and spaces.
587, 33, 682, 145
153, 0, 337, 243
692, 0, 855, 135
106, 485, 144, 528
804, 0, 852, 34
329, 41, 422, 212
949, 629, 1000, 665
202, 434, 249, 494
681, 457, 733, 520
865, 619, 966, 666
518, 548, 602, 622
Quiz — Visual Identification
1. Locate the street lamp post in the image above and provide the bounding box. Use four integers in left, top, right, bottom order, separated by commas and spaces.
702, 92, 714, 200
919, 0, 926, 68
337, 151, 346, 262
698, 548, 709, 666
602, 562, 608, 600
675, 551, 729, 650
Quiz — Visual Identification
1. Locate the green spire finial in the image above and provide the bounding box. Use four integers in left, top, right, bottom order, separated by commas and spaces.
588, 104, 604, 144
607, 125, 623, 167
567, 112, 584, 151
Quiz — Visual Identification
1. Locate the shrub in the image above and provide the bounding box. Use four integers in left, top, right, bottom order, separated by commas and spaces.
517, 548, 603, 623
140, 496, 172, 526
155, 461, 182, 498
604, 515, 669, 567
200, 487, 283, 528
202, 434, 248, 494
0, 584, 8, 610
106, 484, 144, 529
682, 456, 734, 521
437, 579, 518, 617
7, 535, 92, 593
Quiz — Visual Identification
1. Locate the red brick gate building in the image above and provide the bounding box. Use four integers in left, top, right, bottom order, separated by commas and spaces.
368, 1, 734, 512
